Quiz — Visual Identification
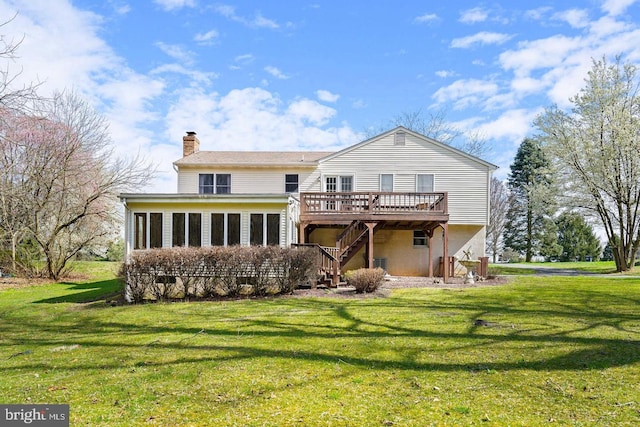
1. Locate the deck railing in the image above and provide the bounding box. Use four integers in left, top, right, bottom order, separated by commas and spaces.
300, 192, 447, 215
292, 243, 340, 285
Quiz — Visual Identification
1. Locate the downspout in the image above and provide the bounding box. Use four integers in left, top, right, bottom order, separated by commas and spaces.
120, 196, 133, 303
120, 197, 131, 263
173, 163, 179, 192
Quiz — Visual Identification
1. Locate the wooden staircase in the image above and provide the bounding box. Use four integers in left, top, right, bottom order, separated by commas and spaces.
337, 220, 382, 268
293, 221, 382, 287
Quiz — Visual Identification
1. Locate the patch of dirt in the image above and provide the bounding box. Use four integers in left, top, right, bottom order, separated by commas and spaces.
0, 277, 51, 291
292, 275, 512, 298
0, 272, 91, 291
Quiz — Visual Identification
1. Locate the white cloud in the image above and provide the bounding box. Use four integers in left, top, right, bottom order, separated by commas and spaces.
525, 7, 552, 21
352, 99, 367, 109
213, 4, 280, 29
150, 63, 218, 85
432, 79, 499, 109
253, 13, 279, 29
113, 4, 131, 15
235, 53, 255, 63
264, 66, 290, 79
154, 0, 195, 11
552, 9, 590, 28
459, 7, 488, 24
476, 109, 539, 142
435, 70, 456, 78
164, 87, 360, 154
588, 15, 633, 38
194, 29, 219, 44
155, 42, 195, 64
287, 99, 336, 125
451, 31, 513, 48
499, 35, 580, 77
230, 54, 255, 70
414, 13, 438, 24
601, 0, 638, 16
316, 89, 340, 103
510, 76, 546, 95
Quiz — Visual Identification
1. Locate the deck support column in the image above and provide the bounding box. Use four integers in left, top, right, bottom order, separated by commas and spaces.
427, 229, 434, 278
442, 222, 449, 283
298, 223, 307, 244
365, 222, 376, 269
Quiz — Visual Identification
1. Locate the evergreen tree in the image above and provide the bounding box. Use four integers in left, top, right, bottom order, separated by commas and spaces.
540, 218, 563, 260
503, 138, 555, 262
556, 212, 602, 261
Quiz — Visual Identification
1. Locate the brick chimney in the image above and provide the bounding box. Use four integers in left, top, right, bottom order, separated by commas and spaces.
183, 131, 200, 157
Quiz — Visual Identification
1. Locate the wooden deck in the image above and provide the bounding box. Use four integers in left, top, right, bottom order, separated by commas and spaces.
299, 192, 448, 223
298, 192, 451, 285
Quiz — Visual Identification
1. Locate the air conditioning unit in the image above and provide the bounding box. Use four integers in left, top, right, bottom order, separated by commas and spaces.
373, 258, 387, 271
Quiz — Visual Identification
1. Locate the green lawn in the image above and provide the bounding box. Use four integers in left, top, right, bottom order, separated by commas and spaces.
490, 261, 628, 275
529, 261, 621, 274
1, 263, 640, 426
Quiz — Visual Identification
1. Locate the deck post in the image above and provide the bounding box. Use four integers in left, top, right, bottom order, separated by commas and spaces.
298, 223, 306, 244
427, 229, 434, 277
366, 222, 376, 269
442, 222, 449, 283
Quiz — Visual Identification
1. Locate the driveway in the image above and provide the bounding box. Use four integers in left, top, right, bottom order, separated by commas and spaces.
505, 263, 600, 276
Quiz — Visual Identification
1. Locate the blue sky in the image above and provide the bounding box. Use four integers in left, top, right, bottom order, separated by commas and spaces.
1, 0, 639, 191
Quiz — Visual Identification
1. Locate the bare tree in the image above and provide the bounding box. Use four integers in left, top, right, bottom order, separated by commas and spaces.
535, 56, 640, 272
0, 15, 48, 274
486, 177, 510, 263
0, 15, 41, 111
0, 92, 154, 279
365, 108, 491, 158
0, 109, 32, 272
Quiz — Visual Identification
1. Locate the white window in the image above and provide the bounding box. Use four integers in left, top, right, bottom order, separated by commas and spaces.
325, 175, 353, 192
417, 174, 434, 192
380, 174, 394, 192
199, 174, 231, 194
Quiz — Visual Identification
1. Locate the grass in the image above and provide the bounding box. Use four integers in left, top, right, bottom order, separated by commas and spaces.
529, 261, 620, 274
490, 261, 630, 275
1, 262, 640, 426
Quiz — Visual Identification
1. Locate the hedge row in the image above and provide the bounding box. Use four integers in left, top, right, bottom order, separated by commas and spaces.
121, 246, 319, 303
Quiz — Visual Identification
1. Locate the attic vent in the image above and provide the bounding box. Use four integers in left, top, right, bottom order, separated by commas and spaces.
394, 131, 406, 146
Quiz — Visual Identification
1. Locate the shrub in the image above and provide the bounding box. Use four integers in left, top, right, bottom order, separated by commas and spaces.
344, 268, 386, 293
121, 246, 319, 302
274, 246, 320, 294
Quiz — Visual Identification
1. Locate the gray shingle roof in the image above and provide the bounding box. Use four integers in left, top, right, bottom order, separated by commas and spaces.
174, 151, 333, 166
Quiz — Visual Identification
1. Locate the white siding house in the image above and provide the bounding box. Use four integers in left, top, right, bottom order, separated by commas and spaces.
120, 127, 497, 281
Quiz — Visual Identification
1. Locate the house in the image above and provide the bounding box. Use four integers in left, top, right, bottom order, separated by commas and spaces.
120, 127, 497, 283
